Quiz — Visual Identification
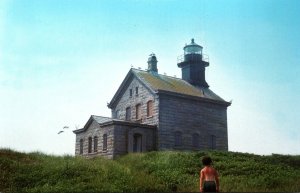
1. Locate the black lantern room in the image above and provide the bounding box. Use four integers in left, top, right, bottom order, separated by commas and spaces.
177, 39, 209, 88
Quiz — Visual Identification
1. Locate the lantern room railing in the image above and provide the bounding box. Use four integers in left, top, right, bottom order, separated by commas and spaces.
177, 53, 209, 64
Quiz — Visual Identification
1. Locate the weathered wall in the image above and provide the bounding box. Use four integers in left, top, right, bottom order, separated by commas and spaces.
113, 125, 156, 158
74, 120, 115, 159
158, 94, 228, 151
75, 120, 156, 159
111, 77, 159, 126
75, 73, 229, 159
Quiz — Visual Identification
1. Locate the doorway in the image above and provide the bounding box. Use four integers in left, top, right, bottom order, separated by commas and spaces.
133, 133, 142, 152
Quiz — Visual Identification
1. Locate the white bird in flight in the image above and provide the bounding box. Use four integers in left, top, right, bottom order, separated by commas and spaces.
57, 126, 70, 134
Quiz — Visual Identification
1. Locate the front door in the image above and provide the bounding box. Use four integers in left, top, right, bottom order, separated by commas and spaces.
133, 134, 142, 152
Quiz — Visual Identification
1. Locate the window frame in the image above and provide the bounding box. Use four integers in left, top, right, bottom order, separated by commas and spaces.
88, 137, 92, 153
135, 86, 139, 95
103, 134, 108, 151
174, 131, 182, 147
79, 139, 83, 154
126, 107, 131, 121
94, 136, 98, 152
135, 103, 141, 120
210, 135, 216, 150
192, 133, 200, 148
147, 100, 153, 117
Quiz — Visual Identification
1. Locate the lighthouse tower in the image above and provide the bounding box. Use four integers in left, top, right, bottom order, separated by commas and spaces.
177, 38, 209, 88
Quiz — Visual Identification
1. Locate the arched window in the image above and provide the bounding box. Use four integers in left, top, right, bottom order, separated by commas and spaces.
94, 136, 98, 152
192, 133, 200, 148
103, 134, 107, 151
79, 139, 83, 154
136, 104, 141, 120
126, 107, 131, 121
147, 100, 153, 117
88, 137, 92, 153
210, 135, 216, 150
174, 131, 182, 146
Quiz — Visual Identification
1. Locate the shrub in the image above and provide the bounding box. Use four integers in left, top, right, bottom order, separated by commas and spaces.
0, 148, 299, 192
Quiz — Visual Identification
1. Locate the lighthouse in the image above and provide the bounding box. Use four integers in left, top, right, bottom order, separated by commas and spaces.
177, 38, 209, 88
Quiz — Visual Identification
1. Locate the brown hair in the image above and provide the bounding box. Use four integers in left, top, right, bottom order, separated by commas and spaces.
202, 156, 212, 166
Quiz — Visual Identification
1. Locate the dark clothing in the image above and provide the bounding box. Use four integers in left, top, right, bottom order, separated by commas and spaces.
203, 181, 216, 192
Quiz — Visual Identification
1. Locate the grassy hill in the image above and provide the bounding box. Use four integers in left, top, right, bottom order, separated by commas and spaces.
1, 148, 300, 192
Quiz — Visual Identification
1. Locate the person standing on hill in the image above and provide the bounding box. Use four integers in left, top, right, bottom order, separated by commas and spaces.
200, 156, 220, 192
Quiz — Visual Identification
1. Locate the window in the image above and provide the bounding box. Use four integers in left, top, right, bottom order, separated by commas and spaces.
175, 131, 182, 146
135, 87, 138, 95
88, 137, 92, 153
129, 89, 132, 97
103, 134, 107, 151
79, 139, 83, 154
192, 133, 200, 148
126, 107, 131, 120
94, 136, 98, 152
147, 100, 153, 117
210, 135, 216, 150
136, 104, 141, 120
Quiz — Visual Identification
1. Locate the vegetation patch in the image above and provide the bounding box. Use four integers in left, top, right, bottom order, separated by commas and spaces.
0, 148, 299, 192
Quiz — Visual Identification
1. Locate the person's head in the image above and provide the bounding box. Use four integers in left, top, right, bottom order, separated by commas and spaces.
202, 156, 213, 166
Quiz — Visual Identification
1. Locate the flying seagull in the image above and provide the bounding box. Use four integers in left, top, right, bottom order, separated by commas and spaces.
63, 126, 69, 129
57, 131, 64, 134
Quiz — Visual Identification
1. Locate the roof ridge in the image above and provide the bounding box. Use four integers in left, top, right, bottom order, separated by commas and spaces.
134, 69, 228, 102
132, 68, 182, 80
91, 115, 111, 119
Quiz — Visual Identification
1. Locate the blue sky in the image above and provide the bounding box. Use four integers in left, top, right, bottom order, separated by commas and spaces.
0, 0, 299, 155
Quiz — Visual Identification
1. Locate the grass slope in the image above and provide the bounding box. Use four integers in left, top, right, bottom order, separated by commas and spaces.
0, 148, 300, 192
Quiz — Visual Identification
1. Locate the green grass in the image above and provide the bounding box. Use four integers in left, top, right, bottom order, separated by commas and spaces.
1, 148, 300, 192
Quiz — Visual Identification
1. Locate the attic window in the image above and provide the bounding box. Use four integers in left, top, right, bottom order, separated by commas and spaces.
135, 87, 138, 95
129, 89, 132, 97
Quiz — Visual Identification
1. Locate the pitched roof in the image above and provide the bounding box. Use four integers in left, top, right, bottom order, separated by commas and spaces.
73, 115, 156, 134
108, 68, 229, 108
92, 116, 112, 124
132, 69, 226, 102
